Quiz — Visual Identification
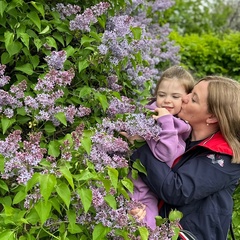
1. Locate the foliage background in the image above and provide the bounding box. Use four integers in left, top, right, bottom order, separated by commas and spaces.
0, 0, 240, 239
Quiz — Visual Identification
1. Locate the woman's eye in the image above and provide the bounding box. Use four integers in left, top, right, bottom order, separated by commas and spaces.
192, 98, 196, 102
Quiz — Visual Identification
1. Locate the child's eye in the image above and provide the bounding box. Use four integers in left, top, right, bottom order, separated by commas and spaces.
173, 96, 181, 99
192, 98, 196, 102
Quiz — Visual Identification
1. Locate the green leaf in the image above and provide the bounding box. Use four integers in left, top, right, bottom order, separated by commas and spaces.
92, 223, 110, 240
19, 32, 30, 49
131, 27, 142, 40
65, 45, 75, 57
16, 115, 31, 124
29, 55, 40, 69
89, 31, 101, 42
54, 112, 67, 126
27, 11, 41, 31
138, 226, 149, 240
132, 159, 147, 175
15, 63, 33, 75
30, 1, 45, 18
95, 92, 108, 112
78, 59, 89, 73
1, 52, 12, 64
34, 200, 52, 225
6, 41, 22, 57
4, 31, 14, 49
44, 122, 56, 134
75, 169, 97, 181
0, 230, 15, 240
169, 210, 183, 221
79, 86, 92, 98
39, 25, 50, 35
13, 190, 26, 204
0, 0, 8, 17
48, 140, 61, 157
34, 38, 42, 51
67, 209, 76, 227
0, 179, 8, 191
39, 174, 57, 202
1, 117, 16, 134
104, 194, 117, 209
0, 154, 5, 173
16, 107, 26, 116
49, 198, 61, 214
26, 173, 40, 192
53, 32, 64, 46
108, 167, 118, 190
121, 177, 134, 193
60, 166, 74, 190
46, 36, 57, 49
81, 134, 92, 155
81, 35, 95, 46
68, 223, 83, 234
56, 182, 71, 209
77, 188, 92, 213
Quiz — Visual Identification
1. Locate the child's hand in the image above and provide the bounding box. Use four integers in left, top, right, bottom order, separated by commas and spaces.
152, 107, 170, 120
119, 132, 144, 145
129, 204, 146, 221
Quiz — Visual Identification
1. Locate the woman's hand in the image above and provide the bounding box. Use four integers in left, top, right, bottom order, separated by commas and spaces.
119, 131, 144, 145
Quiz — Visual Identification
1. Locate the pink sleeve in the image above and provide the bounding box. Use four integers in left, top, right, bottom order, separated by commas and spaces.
146, 115, 190, 167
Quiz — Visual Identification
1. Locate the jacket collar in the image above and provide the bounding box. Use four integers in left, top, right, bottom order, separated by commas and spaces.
198, 131, 233, 156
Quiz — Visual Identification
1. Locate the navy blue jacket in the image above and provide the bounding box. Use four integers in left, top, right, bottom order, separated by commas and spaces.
131, 132, 240, 240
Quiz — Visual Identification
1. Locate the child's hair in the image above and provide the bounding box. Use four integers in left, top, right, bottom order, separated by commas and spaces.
154, 65, 195, 97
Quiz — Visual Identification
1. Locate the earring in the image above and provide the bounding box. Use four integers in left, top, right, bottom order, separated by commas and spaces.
206, 123, 209, 126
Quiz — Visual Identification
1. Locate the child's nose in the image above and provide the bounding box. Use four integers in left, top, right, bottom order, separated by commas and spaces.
182, 94, 189, 103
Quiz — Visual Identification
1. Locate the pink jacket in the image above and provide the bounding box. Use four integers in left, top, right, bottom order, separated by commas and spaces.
145, 101, 191, 167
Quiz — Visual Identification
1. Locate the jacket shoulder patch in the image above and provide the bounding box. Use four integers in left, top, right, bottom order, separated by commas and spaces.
206, 154, 224, 167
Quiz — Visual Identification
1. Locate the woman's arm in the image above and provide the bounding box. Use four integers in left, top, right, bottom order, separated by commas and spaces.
131, 144, 239, 206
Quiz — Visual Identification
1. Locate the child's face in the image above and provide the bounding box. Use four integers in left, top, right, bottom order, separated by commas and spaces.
156, 78, 187, 115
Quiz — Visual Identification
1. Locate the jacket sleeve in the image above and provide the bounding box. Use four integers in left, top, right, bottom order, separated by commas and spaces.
131, 144, 240, 207
145, 115, 186, 167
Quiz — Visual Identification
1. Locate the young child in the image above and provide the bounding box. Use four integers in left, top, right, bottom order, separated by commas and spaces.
129, 65, 195, 229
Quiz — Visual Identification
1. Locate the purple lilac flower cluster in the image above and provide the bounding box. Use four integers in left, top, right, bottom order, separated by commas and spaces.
26, 51, 91, 126
0, 130, 47, 184
89, 132, 129, 172
69, 2, 110, 32
71, 123, 85, 150
73, 183, 143, 237
24, 187, 41, 209
55, 3, 81, 20
107, 75, 122, 92
44, 50, 67, 70
0, 64, 10, 87
0, 53, 91, 125
102, 113, 162, 141
0, 67, 27, 118
98, 0, 179, 89
74, 183, 176, 239
106, 96, 136, 117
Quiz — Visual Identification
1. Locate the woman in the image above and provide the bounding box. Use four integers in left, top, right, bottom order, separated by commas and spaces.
131, 76, 240, 239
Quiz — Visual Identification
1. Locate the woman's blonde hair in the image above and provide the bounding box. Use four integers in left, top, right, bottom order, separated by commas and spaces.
154, 65, 195, 97
200, 76, 240, 163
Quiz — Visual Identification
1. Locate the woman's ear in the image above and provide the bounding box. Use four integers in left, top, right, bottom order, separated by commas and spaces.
206, 115, 218, 124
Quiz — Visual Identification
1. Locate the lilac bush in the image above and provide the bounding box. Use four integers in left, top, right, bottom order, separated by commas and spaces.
0, 0, 182, 239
